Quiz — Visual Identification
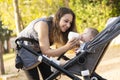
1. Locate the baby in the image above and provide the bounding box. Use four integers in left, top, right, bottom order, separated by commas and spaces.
80, 27, 99, 43
75, 27, 99, 53
68, 27, 99, 47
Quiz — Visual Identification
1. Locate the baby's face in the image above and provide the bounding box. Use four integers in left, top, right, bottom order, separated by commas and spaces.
80, 28, 93, 42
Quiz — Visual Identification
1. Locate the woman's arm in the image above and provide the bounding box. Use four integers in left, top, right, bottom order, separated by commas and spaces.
34, 21, 79, 57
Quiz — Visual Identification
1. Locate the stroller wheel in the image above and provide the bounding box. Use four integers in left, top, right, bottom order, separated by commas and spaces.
90, 76, 98, 80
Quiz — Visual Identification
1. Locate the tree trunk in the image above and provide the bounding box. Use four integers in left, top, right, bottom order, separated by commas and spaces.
13, 0, 22, 36
0, 41, 5, 74
64, 0, 69, 8
6, 39, 10, 53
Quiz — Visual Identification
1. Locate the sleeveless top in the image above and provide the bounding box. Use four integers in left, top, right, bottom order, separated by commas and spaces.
18, 18, 52, 44
15, 18, 53, 70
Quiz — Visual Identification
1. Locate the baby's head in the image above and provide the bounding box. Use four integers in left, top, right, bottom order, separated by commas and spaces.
80, 27, 99, 42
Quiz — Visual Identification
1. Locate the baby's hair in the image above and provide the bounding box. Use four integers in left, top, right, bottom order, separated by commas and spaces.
87, 27, 99, 37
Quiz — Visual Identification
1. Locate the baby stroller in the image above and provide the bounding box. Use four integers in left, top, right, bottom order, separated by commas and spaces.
15, 16, 120, 80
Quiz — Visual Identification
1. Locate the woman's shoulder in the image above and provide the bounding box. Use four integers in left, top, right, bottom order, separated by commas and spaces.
30, 17, 48, 28
34, 19, 49, 33
32, 17, 47, 23
33, 17, 52, 32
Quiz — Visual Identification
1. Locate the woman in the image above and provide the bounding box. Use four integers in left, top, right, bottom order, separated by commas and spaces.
16, 7, 79, 80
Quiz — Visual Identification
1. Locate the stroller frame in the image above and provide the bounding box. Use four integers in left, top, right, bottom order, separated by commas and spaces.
16, 16, 120, 80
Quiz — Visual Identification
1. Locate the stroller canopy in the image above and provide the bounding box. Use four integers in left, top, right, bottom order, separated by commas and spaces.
84, 16, 120, 53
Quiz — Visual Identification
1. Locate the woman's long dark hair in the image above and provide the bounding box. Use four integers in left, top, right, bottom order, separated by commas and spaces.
50, 7, 77, 47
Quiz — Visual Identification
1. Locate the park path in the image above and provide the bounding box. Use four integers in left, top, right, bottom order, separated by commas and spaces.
3, 46, 120, 80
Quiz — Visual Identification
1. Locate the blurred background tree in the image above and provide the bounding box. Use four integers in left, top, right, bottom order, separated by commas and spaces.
0, 19, 12, 74
70, 0, 120, 32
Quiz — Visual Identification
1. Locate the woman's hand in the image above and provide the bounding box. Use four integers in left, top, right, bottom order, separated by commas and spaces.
65, 37, 80, 50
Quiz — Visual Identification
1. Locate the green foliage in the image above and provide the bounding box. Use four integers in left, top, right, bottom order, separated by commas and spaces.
18, 0, 65, 28
0, 20, 12, 41
0, 0, 120, 36
0, 0, 14, 30
108, 0, 120, 17
69, 0, 113, 33
0, 0, 65, 35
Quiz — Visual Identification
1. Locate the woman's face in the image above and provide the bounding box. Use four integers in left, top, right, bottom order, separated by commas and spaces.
59, 14, 73, 32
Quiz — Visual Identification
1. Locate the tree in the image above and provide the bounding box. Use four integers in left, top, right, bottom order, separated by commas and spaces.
13, 0, 22, 36
64, 0, 69, 8
0, 41, 5, 75
0, 20, 5, 75
0, 0, 66, 35
69, 0, 113, 32
0, 19, 12, 74
3, 28, 12, 53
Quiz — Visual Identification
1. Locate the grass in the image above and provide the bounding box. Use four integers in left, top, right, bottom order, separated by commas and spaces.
3, 52, 15, 61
